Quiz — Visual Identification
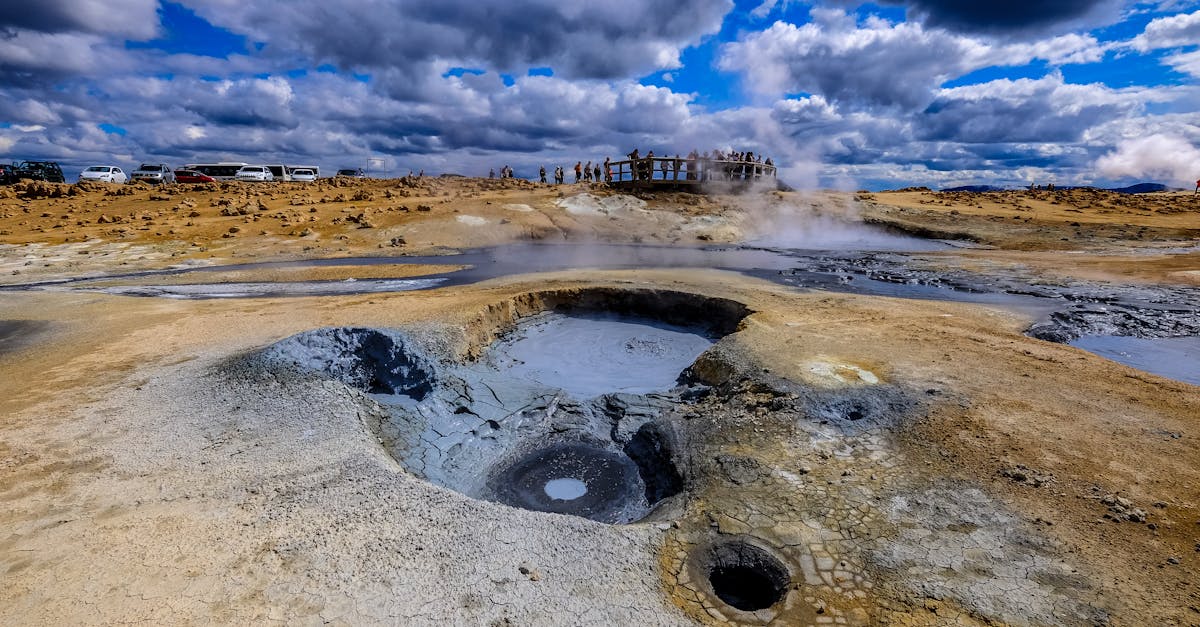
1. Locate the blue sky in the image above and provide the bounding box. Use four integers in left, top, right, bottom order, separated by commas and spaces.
1, 0, 1199, 189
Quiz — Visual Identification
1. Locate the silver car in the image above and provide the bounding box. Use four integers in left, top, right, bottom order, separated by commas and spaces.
79, 165, 127, 184
130, 163, 175, 184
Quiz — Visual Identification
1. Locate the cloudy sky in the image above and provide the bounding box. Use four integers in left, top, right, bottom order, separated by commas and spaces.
1, 0, 1199, 189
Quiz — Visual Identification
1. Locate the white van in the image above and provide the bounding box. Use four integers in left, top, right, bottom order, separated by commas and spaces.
183, 162, 249, 181
235, 165, 274, 182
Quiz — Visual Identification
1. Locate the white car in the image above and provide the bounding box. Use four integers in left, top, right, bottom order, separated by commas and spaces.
79, 165, 127, 184
290, 168, 317, 182
235, 165, 274, 182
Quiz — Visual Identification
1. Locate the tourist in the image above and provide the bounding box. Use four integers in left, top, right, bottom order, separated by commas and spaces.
603, 157, 612, 183
584, 161, 592, 183
539, 166, 546, 184
593, 162, 601, 183
574, 161, 582, 183
489, 168, 495, 179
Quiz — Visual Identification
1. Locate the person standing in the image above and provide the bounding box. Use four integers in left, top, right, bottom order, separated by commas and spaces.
584, 161, 592, 182
574, 161, 582, 183
1195, 178, 1199, 194
539, 166, 547, 184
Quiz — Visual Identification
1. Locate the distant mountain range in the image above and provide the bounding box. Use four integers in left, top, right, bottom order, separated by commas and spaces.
940, 182, 1176, 194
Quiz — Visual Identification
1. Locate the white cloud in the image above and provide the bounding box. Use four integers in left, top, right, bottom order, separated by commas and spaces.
718, 10, 1104, 109
1132, 9, 1200, 50
1163, 48, 1200, 77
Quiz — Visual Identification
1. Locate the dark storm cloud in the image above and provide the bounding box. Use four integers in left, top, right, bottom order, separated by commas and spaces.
887, 0, 1124, 35
183, 0, 732, 79
0, 0, 159, 38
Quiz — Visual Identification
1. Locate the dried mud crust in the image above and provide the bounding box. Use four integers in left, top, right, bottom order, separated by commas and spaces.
250, 286, 1128, 625
658, 353, 1117, 626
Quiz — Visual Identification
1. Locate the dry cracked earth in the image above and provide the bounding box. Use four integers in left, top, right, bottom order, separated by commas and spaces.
1, 178, 1198, 626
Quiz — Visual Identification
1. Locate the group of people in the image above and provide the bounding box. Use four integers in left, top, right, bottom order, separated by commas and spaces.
492, 149, 776, 185
623, 149, 775, 183
531, 162, 607, 184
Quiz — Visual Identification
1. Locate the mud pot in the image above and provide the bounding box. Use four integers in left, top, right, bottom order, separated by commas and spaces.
253, 288, 748, 524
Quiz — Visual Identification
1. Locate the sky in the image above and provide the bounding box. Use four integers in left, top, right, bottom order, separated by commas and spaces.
1, 0, 1199, 190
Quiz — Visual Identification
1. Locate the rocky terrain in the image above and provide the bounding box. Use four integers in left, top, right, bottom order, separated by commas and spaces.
0, 177, 1197, 625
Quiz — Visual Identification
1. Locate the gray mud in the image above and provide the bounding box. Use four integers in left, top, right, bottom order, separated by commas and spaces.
482, 312, 715, 398
253, 296, 741, 524
1069, 335, 1200, 385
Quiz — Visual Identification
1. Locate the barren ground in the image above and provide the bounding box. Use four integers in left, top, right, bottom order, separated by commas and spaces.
0, 178, 1197, 625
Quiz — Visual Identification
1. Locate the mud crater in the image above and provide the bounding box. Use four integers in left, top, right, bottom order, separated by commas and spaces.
257, 288, 751, 523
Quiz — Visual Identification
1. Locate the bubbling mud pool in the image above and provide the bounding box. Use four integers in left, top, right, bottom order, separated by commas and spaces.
481, 311, 716, 398
255, 288, 751, 524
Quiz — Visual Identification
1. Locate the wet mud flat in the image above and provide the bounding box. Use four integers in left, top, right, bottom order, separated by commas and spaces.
760, 249, 1200, 384
9, 238, 1195, 386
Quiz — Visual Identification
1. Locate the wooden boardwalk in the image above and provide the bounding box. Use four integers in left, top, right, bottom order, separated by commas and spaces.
605, 157, 776, 192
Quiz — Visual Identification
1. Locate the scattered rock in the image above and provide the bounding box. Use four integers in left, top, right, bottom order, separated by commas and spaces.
1000, 464, 1053, 487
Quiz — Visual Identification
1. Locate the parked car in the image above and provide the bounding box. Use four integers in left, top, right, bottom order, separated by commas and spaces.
235, 165, 274, 182
289, 168, 317, 182
78, 165, 127, 184
130, 163, 175, 185
13, 161, 66, 183
173, 169, 216, 184
0, 163, 17, 185
336, 168, 366, 178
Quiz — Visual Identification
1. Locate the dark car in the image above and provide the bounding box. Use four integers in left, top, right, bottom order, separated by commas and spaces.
0, 163, 16, 185
336, 168, 366, 178
174, 169, 216, 184
13, 160, 66, 183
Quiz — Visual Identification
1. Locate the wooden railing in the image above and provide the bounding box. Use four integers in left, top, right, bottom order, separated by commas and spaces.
603, 157, 776, 185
